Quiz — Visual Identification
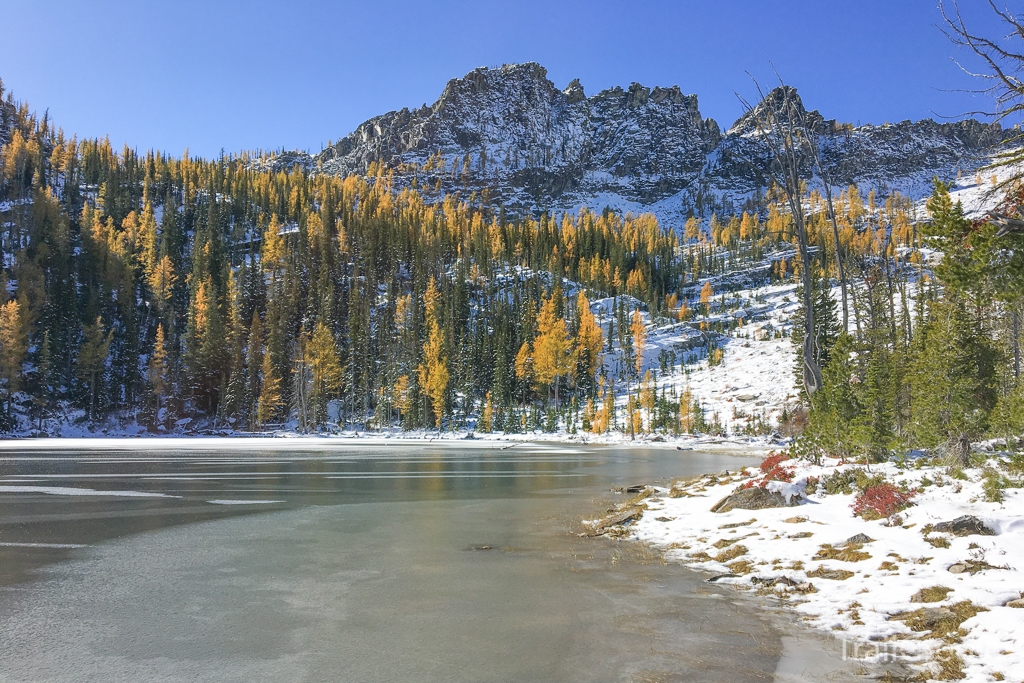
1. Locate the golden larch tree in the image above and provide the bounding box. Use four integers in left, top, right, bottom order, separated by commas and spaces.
574, 291, 603, 384
308, 321, 343, 428
256, 351, 283, 428
149, 324, 169, 421
148, 255, 177, 312
533, 293, 572, 404
417, 277, 448, 429
700, 281, 714, 315
480, 391, 494, 432
393, 375, 412, 426
0, 301, 27, 418
630, 309, 646, 379
261, 215, 286, 274
77, 317, 112, 419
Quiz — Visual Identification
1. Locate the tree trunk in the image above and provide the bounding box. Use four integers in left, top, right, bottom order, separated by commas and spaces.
953, 435, 971, 469
820, 180, 850, 332
798, 246, 823, 396
788, 183, 822, 397
881, 242, 899, 342
1014, 308, 1021, 380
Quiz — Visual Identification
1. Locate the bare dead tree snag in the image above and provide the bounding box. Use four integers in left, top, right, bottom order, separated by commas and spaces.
941, 1, 1024, 184
738, 81, 823, 397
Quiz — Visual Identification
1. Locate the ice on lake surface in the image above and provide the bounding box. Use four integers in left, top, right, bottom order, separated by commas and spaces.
0, 443, 859, 682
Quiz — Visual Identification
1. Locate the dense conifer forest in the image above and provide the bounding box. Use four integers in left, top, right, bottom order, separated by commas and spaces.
1, 76, 1022, 456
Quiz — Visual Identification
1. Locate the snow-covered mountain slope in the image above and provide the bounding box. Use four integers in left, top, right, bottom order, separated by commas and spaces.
266, 63, 1013, 226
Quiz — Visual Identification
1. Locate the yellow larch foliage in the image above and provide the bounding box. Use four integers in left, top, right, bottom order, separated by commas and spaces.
191, 278, 211, 337
306, 212, 325, 242
700, 281, 713, 314
533, 294, 572, 393
394, 294, 413, 334
417, 277, 448, 429
680, 386, 694, 433
262, 215, 285, 272
709, 214, 722, 245
625, 267, 647, 298
141, 200, 158, 276
148, 255, 177, 311
583, 398, 595, 431
684, 216, 701, 241
424, 276, 441, 323
480, 391, 493, 433
0, 300, 27, 409
630, 309, 646, 378
739, 211, 757, 240
0, 129, 40, 185
677, 298, 691, 321
393, 375, 412, 423
256, 351, 283, 428
627, 395, 642, 436
574, 291, 603, 376
514, 341, 534, 383
309, 321, 343, 397
639, 369, 655, 433
149, 324, 168, 402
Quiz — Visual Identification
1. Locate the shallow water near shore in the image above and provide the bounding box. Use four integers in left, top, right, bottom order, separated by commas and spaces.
0, 442, 858, 682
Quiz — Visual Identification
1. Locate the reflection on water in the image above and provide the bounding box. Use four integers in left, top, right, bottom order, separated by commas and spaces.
0, 443, 837, 682
0, 443, 744, 579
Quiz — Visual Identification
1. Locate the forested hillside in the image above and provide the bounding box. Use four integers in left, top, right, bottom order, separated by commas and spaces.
0, 78, 698, 435
1, 75, 1023, 455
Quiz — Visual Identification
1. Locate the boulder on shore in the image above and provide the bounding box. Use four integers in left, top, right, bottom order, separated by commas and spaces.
710, 487, 798, 513
933, 515, 994, 537
580, 507, 645, 536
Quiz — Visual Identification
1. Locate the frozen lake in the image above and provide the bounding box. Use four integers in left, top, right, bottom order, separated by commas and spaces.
0, 442, 854, 682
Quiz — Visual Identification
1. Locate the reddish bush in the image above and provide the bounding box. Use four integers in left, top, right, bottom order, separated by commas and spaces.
852, 484, 916, 519
761, 464, 794, 484
741, 452, 795, 489
759, 452, 790, 474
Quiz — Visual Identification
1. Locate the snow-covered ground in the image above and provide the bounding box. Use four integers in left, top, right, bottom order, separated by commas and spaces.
620, 280, 801, 435
932, 156, 1024, 219
622, 456, 1024, 682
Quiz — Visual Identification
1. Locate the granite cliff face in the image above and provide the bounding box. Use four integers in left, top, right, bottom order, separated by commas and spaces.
282, 63, 1009, 224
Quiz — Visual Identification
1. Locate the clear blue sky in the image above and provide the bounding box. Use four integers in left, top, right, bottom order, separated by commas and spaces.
0, 0, 1013, 158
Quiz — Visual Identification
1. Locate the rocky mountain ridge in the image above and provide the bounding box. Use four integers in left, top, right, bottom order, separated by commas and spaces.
269, 63, 1012, 224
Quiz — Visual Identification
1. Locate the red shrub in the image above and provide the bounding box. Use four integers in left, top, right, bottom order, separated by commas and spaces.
762, 464, 794, 484
741, 453, 795, 489
852, 484, 916, 519
760, 452, 789, 474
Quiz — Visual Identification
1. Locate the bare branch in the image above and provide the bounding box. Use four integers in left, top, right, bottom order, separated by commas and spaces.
987, 211, 1024, 235
940, 0, 1024, 122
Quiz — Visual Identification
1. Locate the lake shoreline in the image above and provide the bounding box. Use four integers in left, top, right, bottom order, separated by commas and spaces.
1, 443, 840, 682
0, 432, 784, 457
606, 455, 1024, 682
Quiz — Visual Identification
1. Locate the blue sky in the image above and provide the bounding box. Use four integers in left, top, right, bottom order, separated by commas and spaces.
0, 1, 1014, 157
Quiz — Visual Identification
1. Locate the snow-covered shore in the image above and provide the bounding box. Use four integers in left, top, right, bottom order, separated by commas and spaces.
611, 455, 1024, 682
0, 431, 782, 455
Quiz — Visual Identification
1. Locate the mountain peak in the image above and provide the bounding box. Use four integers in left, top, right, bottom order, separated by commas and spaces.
729, 85, 817, 135
303, 63, 1006, 224
439, 63, 551, 99
563, 78, 585, 104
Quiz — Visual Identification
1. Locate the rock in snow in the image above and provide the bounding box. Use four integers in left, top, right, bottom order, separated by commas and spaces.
932, 515, 995, 537
709, 486, 799, 513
